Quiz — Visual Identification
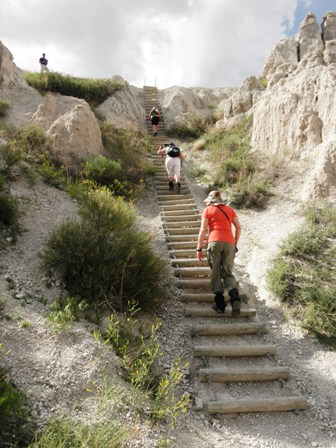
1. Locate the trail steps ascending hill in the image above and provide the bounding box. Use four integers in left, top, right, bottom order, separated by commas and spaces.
143, 86, 308, 415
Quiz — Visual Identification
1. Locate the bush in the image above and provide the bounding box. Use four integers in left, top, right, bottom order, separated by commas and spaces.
267, 204, 336, 344
0, 98, 11, 117
0, 142, 23, 176
0, 345, 35, 447
25, 71, 123, 105
0, 193, 19, 227
5, 124, 47, 157
40, 188, 166, 312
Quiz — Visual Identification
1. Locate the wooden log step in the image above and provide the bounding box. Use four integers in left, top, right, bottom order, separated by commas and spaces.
164, 228, 199, 236
199, 366, 290, 382
156, 189, 189, 196
185, 306, 256, 318
174, 266, 211, 276
190, 322, 266, 336
169, 242, 201, 250
181, 292, 248, 303
169, 250, 197, 259
167, 235, 199, 243
157, 196, 194, 205
206, 396, 308, 414
160, 204, 198, 211
172, 258, 204, 267
175, 278, 211, 287
161, 209, 200, 216
194, 344, 277, 357
163, 221, 201, 229
161, 214, 201, 223
157, 198, 195, 206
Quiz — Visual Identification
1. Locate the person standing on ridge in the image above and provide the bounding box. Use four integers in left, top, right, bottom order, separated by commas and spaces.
39, 53, 49, 73
149, 106, 160, 136
196, 190, 242, 316
157, 142, 185, 193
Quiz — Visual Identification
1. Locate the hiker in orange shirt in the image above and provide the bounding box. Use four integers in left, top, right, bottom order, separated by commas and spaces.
196, 190, 241, 316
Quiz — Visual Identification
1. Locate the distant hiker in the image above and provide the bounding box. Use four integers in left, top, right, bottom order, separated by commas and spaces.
39, 53, 49, 73
157, 142, 185, 193
149, 106, 160, 136
196, 190, 242, 316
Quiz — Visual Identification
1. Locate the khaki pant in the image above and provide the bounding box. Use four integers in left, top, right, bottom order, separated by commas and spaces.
206, 241, 237, 293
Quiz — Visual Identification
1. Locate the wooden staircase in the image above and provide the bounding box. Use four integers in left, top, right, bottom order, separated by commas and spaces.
143, 86, 308, 416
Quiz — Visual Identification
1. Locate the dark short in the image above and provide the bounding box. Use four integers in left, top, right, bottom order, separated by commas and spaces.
151, 116, 160, 125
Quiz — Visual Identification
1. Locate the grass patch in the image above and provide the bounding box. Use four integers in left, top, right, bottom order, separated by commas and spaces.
25, 72, 123, 106
167, 113, 215, 140
0, 344, 35, 447
197, 115, 271, 208
0, 99, 11, 117
29, 416, 130, 448
267, 203, 336, 345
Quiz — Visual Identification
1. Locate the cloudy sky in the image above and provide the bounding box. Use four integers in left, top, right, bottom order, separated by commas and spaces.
0, 0, 334, 88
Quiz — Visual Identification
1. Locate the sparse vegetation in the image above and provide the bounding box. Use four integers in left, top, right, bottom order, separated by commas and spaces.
0, 98, 11, 117
0, 344, 35, 447
193, 115, 271, 208
267, 203, 336, 345
25, 71, 123, 105
29, 416, 131, 448
167, 113, 214, 140
41, 188, 167, 315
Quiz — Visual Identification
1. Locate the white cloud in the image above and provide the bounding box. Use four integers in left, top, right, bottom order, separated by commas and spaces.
0, 0, 304, 87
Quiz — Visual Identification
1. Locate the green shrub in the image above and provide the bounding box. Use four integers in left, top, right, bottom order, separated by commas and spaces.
267, 204, 336, 344
0, 193, 19, 227
29, 417, 130, 448
5, 124, 47, 157
25, 71, 123, 105
0, 345, 35, 447
40, 188, 166, 312
0, 99, 11, 117
0, 141, 23, 176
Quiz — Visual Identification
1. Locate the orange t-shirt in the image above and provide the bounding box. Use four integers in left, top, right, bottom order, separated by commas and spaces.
202, 204, 237, 244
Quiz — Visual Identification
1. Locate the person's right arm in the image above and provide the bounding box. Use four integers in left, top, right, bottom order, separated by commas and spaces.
232, 216, 241, 245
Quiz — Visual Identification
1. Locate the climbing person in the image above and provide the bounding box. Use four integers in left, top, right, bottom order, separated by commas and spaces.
157, 142, 185, 193
39, 53, 49, 73
149, 106, 160, 136
196, 190, 242, 316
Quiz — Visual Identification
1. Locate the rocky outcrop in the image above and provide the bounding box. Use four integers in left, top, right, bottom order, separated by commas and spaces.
160, 86, 237, 128
29, 93, 103, 169
217, 76, 265, 120
0, 41, 41, 126
251, 11, 336, 201
97, 78, 146, 131
302, 140, 336, 201
0, 40, 103, 170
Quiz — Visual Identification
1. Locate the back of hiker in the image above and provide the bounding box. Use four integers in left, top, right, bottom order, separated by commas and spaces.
157, 143, 185, 193
149, 107, 160, 136
39, 53, 49, 73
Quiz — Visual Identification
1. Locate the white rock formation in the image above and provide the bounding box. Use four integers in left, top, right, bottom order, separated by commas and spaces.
251, 11, 336, 201
159, 86, 237, 128
97, 79, 146, 131
29, 93, 103, 169
0, 40, 103, 169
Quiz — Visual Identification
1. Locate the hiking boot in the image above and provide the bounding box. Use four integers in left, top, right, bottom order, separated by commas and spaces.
153, 132, 157, 136
212, 303, 224, 313
214, 292, 226, 312
176, 182, 181, 194
168, 181, 174, 190
228, 288, 241, 317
